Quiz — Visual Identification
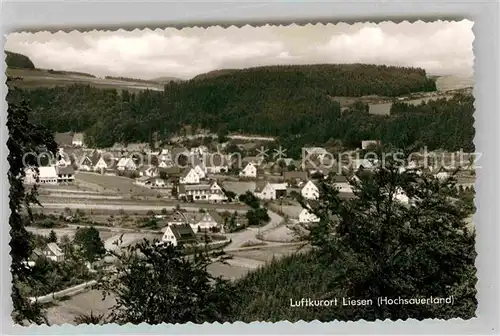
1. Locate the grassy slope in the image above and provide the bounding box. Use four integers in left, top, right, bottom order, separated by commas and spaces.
7, 68, 164, 92
435, 75, 474, 92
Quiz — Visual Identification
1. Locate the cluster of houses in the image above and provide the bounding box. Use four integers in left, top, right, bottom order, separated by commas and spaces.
25, 242, 66, 267
158, 210, 231, 246
24, 150, 76, 185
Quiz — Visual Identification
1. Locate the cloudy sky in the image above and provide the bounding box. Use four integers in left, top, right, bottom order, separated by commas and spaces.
6, 20, 473, 80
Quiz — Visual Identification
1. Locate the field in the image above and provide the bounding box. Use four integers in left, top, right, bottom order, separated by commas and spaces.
368, 94, 457, 115
75, 172, 161, 197
435, 75, 474, 92
331, 75, 474, 116
222, 181, 256, 195
7, 68, 164, 92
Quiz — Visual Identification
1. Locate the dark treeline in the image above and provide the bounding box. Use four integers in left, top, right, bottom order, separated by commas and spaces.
10, 64, 473, 156
5, 51, 35, 69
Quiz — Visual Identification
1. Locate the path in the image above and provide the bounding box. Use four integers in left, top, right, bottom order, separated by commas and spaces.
225, 209, 284, 250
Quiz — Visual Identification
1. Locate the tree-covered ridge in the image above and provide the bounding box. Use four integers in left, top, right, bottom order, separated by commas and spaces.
188, 64, 437, 96
5, 51, 35, 69
10, 63, 475, 153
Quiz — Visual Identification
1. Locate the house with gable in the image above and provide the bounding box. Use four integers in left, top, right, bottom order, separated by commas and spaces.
298, 208, 320, 224
161, 224, 197, 247
189, 211, 223, 231
139, 165, 159, 178
93, 156, 109, 172
331, 175, 354, 194
301, 180, 319, 200
116, 157, 137, 171
192, 162, 207, 179
361, 140, 381, 150
165, 210, 189, 226
254, 181, 276, 200
56, 165, 75, 184
239, 162, 257, 178
24, 166, 59, 185
177, 181, 227, 202
33, 243, 65, 262
78, 155, 94, 171
179, 167, 200, 184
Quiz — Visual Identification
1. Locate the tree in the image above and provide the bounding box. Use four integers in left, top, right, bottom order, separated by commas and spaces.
246, 208, 270, 226
224, 190, 237, 202
287, 162, 297, 172
74, 227, 106, 263
48, 230, 58, 243
239, 191, 260, 209
8, 81, 58, 325
308, 158, 477, 320
98, 240, 235, 324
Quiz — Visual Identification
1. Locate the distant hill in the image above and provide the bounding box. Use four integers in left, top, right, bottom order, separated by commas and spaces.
5, 50, 35, 69
7, 68, 164, 92
191, 69, 239, 81
150, 76, 185, 84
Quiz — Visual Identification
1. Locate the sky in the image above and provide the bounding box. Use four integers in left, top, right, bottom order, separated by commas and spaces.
5, 20, 474, 80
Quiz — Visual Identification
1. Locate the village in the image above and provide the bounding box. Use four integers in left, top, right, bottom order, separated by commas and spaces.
22, 130, 477, 324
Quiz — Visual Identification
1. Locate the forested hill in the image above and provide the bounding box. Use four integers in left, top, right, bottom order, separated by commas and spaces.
5, 51, 35, 69
7, 63, 475, 155
189, 64, 436, 96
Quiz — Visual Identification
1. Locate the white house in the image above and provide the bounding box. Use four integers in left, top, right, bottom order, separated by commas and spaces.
298, 208, 320, 224
361, 140, 380, 150
34, 243, 65, 262
394, 188, 410, 205
56, 165, 75, 184
158, 160, 172, 169
153, 178, 166, 188
193, 164, 207, 179
93, 157, 108, 172
166, 211, 188, 226
189, 211, 223, 231
72, 133, 84, 147
139, 166, 159, 178
335, 182, 354, 193
190, 146, 208, 157
161, 224, 197, 247
205, 154, 230, 174
179, 168, 201, 184
254, 181, 276, 200
24, 166, 59, 185
178, 181, 227, 202
301, 180, 319, 200
117, 157, 137, 171
207, 181, 227, 202
24, 167, 38, 185
239, 162, 257, 178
